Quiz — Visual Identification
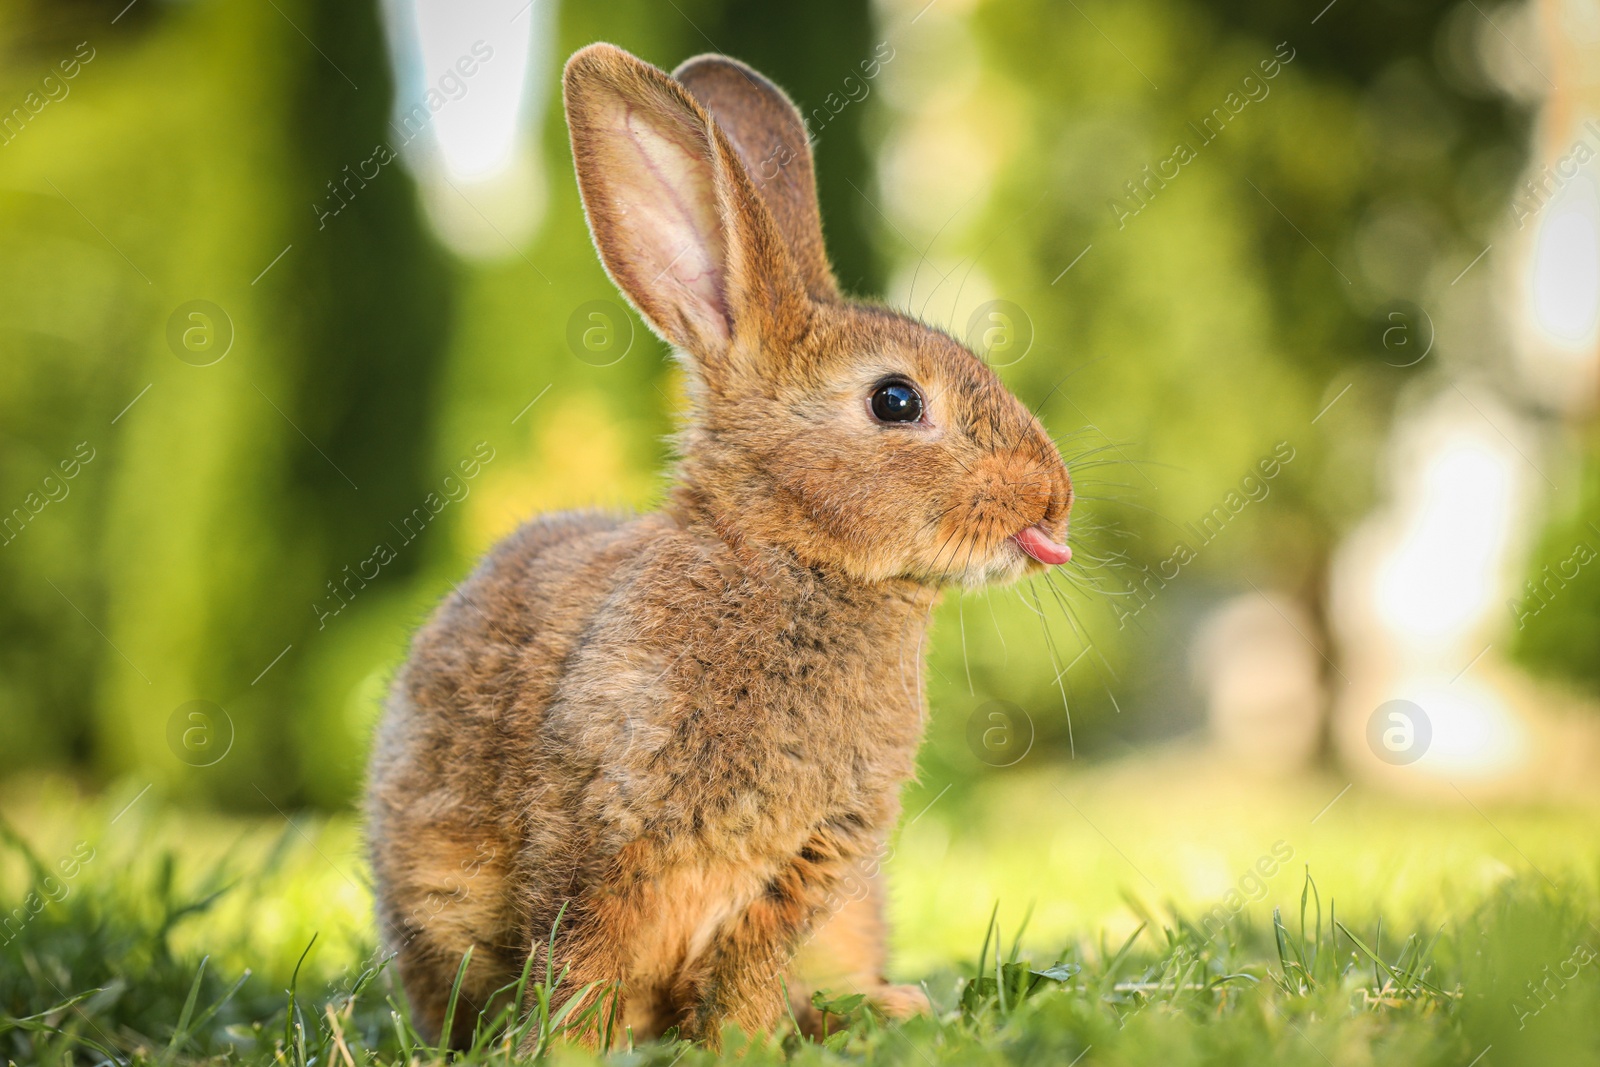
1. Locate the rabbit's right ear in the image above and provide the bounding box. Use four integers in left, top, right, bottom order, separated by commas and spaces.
672, 55, 838, 302
563, 44, 809, 379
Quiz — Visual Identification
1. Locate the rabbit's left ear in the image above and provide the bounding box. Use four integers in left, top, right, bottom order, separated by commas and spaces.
563, 44, 809, 385
673, 55, 839, 303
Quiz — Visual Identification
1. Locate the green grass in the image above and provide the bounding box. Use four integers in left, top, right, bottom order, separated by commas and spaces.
3, 760, 1599, 1066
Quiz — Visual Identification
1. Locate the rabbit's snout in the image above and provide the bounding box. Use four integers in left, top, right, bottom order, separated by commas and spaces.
939, 441, 1073, 580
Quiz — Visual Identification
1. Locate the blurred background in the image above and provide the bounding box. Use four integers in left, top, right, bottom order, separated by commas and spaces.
3, 0, 1600, 1006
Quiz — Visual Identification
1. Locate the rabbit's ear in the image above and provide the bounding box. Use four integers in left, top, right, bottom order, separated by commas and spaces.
672, 55, 838, 302
563, 44, 809, 374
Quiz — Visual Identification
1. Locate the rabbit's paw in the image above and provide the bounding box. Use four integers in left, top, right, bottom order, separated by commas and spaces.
867, 983, 930, 1020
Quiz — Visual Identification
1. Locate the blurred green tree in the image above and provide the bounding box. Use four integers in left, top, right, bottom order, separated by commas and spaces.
1513, 429, 1600, 695
898, 0, 1529, 776
0, 0, 1553, 809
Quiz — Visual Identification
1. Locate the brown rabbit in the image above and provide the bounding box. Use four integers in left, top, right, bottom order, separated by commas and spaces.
365, 42, 1074, 1050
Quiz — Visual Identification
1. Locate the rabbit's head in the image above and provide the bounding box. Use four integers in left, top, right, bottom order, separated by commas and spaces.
564, 44, 1072, 588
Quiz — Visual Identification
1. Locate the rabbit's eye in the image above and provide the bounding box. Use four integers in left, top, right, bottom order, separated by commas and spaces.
870, 379, 924, 424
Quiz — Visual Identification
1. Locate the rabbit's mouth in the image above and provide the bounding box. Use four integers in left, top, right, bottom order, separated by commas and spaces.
1010, 524, 1071, 566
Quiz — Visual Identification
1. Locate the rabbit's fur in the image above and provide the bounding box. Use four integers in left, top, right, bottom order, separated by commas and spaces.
366, 43, 1073, 1049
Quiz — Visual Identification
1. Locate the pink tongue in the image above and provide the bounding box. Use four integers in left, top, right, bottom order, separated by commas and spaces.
1012, 526, 1072, 565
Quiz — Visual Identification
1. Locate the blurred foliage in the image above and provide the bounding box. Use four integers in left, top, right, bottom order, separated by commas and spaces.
1513, 426, 1600, 694
0, 0, 880, 810
0, 0, 1568, 812
900, 0, 1533, 772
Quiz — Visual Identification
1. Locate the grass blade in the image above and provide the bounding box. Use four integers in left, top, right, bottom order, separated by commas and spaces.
976, 900, 999, 982
283, 932, 318, 1067
161, 954, 207, 1062
438, 944, 475, 1051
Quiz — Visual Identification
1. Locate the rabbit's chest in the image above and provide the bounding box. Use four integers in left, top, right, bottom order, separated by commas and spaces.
571, 651, 915, 847
555, 559, 931, 853
663, 641, 923, 843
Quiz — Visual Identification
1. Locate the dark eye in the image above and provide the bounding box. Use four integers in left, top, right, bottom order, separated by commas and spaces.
870, 379, 924, 424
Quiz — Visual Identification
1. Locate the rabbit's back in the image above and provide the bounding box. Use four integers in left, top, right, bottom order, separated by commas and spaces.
366, 508, 639, 1039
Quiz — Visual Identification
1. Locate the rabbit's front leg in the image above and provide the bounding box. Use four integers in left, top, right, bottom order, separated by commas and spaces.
679, 830, 862, 1045
517, 842, 659, 1052
788, 864, 931, 1035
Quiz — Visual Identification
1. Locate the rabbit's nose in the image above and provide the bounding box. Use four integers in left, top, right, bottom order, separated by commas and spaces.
1044, 463, 1073, 525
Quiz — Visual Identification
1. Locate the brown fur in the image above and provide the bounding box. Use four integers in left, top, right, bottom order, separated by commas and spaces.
366, 43, 1072, 1050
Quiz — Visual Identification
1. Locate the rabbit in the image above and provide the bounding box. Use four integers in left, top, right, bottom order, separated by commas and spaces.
365, 42, 1074, 1050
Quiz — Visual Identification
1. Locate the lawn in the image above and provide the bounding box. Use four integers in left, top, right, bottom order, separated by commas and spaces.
3, 753, 1598, 1066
